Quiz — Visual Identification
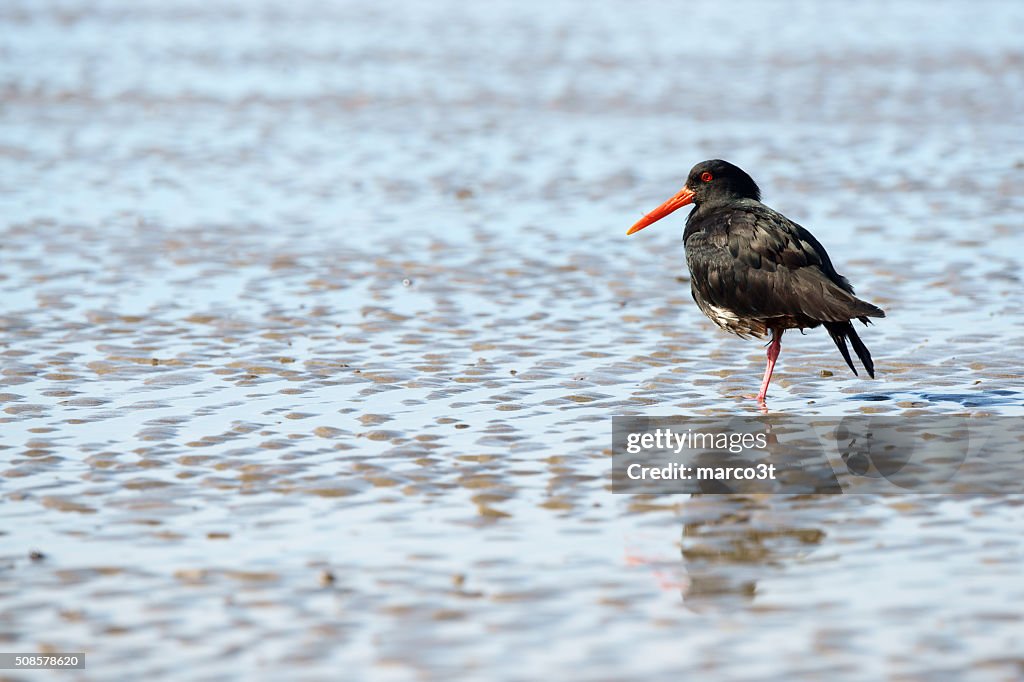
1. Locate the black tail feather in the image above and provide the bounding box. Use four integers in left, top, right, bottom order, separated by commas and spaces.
847, 324, 875, 379
825, 322, 858, 376
824, 321, 875, 379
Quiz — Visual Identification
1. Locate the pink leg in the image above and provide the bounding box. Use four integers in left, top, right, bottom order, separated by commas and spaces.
624, 551, 691, 592
756, 331, 782, 403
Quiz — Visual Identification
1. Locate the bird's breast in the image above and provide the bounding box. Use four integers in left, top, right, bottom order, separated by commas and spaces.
691, 289, 768, 339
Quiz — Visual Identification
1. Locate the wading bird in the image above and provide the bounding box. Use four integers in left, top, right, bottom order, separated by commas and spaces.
627, 160, 884, 404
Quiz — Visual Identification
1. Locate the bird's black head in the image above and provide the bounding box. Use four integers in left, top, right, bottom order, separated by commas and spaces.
627, 159, 761, 235
685, 160, 761, 204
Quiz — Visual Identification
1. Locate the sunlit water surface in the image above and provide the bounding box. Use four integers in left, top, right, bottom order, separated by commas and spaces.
2, 1, 1023, 679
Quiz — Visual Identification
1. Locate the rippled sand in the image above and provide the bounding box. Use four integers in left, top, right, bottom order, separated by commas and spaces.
2, 0, 1024, 679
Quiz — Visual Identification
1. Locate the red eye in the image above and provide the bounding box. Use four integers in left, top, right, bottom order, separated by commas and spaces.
701, 172, 713, 183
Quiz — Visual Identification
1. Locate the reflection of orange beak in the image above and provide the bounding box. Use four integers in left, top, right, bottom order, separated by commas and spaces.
626, 186, 696, 235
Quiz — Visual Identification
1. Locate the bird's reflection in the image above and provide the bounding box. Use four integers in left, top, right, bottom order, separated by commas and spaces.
628, 495, 827, 612
679, 497, 825, 610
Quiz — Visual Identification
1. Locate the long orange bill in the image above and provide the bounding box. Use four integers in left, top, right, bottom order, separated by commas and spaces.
626, 186, 696, 235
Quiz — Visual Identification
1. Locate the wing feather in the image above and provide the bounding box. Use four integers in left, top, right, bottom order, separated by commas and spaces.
685, 204, 884, 325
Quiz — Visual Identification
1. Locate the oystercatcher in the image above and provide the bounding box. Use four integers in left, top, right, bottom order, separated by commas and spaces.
627, 160, 884, 403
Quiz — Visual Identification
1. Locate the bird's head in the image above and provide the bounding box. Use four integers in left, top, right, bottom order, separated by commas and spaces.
626, 160, 761, 235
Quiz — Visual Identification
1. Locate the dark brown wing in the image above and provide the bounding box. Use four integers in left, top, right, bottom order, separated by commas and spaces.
684, 203, 885, 325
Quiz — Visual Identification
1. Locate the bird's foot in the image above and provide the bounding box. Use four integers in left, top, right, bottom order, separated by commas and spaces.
739, 394, 770, 413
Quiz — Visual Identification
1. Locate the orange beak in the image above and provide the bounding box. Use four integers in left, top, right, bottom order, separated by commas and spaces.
626, 186, 696, 235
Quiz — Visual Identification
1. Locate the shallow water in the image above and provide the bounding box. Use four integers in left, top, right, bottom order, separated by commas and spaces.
2, 0, 1024, 679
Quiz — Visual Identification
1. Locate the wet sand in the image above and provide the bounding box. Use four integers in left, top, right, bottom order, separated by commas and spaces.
2, 0, 1024, 679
